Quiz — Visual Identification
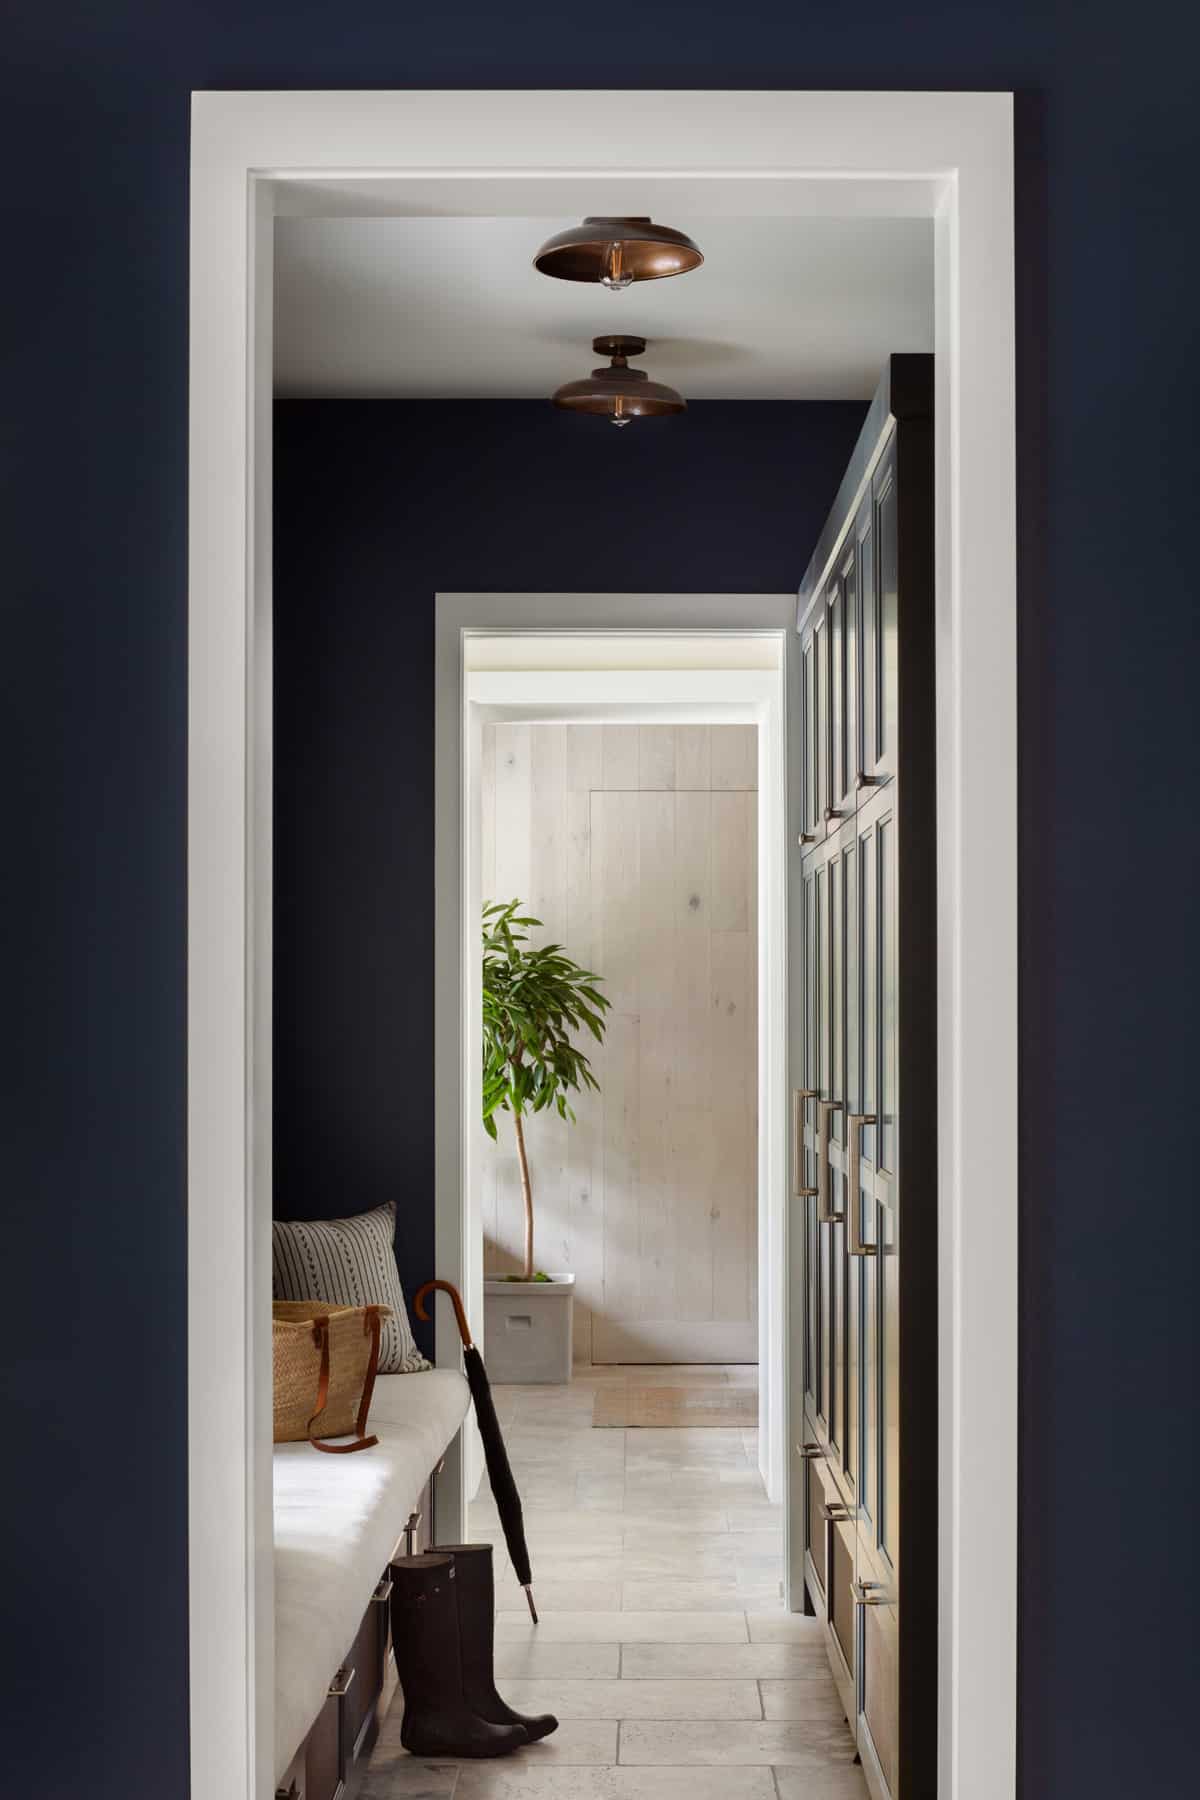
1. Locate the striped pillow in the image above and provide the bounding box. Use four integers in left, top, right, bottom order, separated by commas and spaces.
272, 1201, 430, 1374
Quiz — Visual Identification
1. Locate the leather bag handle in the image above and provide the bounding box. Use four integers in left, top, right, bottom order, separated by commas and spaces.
307, 1307, 384, 1456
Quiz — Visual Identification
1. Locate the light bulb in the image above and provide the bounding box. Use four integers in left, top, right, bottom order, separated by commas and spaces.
600, 240, 634, 292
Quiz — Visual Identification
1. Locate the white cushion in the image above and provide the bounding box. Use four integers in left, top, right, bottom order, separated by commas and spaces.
273, 1366, 470, 1780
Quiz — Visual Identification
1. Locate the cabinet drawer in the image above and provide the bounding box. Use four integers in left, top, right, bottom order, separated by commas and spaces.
343, 1593, 383, 1757
304, 1687, 344, 1800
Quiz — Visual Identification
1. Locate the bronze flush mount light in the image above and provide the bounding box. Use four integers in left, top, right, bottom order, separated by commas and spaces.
552, 336, 686, 428
533, 216, 703, 291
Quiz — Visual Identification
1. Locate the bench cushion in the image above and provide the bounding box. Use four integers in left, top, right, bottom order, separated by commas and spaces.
273, 1366, 470, 1779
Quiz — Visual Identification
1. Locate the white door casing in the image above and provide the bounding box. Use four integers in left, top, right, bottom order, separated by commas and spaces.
189, 90, 1017, 1800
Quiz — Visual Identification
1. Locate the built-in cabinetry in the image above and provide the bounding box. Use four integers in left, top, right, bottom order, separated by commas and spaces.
791, 356, 936, 1800
275, 1480, 434, 1800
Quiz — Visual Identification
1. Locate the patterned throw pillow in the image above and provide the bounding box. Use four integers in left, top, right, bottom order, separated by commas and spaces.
272, 1201, 430, 1374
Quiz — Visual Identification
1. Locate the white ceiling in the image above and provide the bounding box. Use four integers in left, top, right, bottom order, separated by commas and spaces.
273, 216, 933, 402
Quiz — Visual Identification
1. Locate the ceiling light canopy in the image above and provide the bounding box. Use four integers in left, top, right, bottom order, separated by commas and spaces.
534, 217, 703, 291
552, 336, 686, 428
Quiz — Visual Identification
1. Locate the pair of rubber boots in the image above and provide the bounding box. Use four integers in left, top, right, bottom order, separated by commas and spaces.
389, 1542, 558, 1758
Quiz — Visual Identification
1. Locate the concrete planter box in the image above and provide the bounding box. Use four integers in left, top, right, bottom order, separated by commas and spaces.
483, 1274, 575, 1385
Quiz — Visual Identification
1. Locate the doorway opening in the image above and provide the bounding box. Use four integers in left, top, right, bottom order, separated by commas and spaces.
189, 89, 1018, 1800
460, 626, 788, 1648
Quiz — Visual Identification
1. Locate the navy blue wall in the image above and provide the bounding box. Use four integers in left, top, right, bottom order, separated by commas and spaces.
3, 6, 1197, 1799
273, 399, 866, 1358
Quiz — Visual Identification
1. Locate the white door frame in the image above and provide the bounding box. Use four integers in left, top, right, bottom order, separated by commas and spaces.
189, 90, 1017, 1800
445, 618, 791, 1514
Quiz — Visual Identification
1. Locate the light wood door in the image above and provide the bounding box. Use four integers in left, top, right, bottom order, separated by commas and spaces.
481, 722, 758, 1365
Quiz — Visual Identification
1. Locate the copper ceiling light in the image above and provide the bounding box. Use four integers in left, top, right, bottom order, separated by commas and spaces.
552, 336, 686, 428
534, 217, 703, 291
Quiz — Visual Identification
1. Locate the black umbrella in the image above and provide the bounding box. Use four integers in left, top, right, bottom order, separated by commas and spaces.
414, 1280, 538, 1622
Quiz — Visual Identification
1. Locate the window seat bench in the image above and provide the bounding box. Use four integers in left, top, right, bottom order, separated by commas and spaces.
273, 1366, 470, 1795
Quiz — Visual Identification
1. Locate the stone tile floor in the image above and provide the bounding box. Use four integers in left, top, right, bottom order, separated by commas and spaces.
360, 1365, 867, 1799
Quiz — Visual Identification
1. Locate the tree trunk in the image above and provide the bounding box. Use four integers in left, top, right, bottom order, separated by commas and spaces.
512, 1109, 535, 1280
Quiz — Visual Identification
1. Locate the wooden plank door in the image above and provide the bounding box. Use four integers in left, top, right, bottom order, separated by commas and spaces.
590, 724, 758, 1363
481, 721, 760, 1367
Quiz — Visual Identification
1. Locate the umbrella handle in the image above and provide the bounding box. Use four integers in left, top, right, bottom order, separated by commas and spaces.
413, 1279, 474, 1349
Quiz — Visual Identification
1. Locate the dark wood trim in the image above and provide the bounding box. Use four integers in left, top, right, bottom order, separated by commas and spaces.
893, 397, 938, 1800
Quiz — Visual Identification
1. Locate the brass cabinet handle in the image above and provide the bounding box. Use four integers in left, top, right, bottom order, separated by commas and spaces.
798, 1441, 824, 1460
823, 806, 843, 822
817, 1101, 843, 1223
852, 1580, 888, 1607
847, 1113, 877, 1257
822, 1500, 852, 1520
855, 771, 879, 790
328, 1664, 356, 1698
798, 831, 817, 846
792, 1088, 819, 1196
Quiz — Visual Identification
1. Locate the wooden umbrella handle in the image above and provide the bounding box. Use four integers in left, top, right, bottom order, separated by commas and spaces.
413, 1279, 474, 1349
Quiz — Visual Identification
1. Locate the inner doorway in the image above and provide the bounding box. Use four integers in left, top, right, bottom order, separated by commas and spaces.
450, 617, 793, 1505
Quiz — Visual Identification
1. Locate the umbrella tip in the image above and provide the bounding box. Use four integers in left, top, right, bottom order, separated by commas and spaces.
523, 1585, 539, 1625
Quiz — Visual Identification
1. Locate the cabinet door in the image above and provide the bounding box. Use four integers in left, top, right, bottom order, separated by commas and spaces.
853, 788, 900, 1799
799, 599, 831, 846
860, 438, 899, 790
801, 855, 833, 1440
827, 539, 859, 831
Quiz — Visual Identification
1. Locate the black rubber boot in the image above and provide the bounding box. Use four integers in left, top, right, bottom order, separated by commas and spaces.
389, 1554, 528, 1758
433, 1542, 559, 1743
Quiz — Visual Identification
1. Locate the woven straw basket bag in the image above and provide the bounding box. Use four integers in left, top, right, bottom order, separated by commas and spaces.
272, 1301, 391, 1453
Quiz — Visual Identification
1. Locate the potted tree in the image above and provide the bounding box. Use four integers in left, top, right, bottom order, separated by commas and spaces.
481, 899, 609, 1383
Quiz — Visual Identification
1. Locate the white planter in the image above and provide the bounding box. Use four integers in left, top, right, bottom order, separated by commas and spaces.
483, 1273, 575, 1385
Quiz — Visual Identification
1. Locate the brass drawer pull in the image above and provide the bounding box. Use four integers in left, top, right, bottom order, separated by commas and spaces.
817, 1100, 843, 1223
797, 1441, 824, 1460
328, 1665, 356, 1698
792, 1088, 819, 1197
822, 1501, 852, 1520
823, 806, 843, 822
847, 1113, 877, 1257
852, 1580, 888, 1607
798, 831, 817, 846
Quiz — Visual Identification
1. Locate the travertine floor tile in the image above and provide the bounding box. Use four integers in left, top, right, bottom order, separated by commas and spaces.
772, 1768, 871, 1800
498, 1677, 761, 1720
759, 1678, 847, 1720
494, 1577, 616, 1612
496, 1610, 750, 1643
746, 1612, 827, 1643
453, 1767, 777, 1800
617, 1718, 857, 1766
620, 1577, 745, 1611
619, 1541, 739, 1578
620, 1642, 829, 1680
493, 1642, 619, 1680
